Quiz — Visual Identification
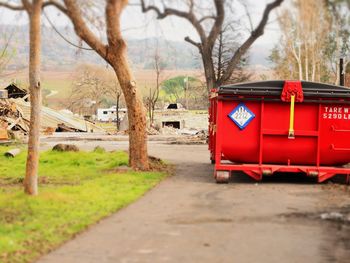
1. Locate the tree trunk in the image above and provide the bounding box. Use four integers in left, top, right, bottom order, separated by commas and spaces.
61, 0, 150, 170
217, 32, 223, 80
201, 47, 216, 91
148, 89, 152, 126
109, 50, 149, 170
151, 103, 155, 126
24, 0, 43, 195
116, 93, 120, 130
184, 77, 189, 110
305, 42, 309, 81
335, 61, 340, 85
311, 60, 316, 82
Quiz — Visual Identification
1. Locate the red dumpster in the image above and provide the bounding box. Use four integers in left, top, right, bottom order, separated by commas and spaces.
209, 80, 350, 183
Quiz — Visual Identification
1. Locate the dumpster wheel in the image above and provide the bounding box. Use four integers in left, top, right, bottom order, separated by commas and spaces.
215, 171, 230, 184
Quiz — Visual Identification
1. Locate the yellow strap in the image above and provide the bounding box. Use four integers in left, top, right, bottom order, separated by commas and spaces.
288, 95, 295, 139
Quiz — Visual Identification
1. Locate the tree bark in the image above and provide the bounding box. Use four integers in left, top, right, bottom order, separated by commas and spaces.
202, 46, 216, 90
107, 49, 149, 169
116, 93, 120, 130
105, 0, 149, 170
60, 0, 149, 170
24, 0, 43, 195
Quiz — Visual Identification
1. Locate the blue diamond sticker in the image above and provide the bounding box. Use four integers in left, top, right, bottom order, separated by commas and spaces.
228, 103, 255, 130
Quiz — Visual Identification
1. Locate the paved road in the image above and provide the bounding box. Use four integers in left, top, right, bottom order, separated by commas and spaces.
38, 143, 350, 263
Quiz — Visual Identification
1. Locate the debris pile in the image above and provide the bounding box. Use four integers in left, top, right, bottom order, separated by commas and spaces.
147, 126, 160, 135
146, 125, 208, 144
159, 126, 178, 135
15, 99, 105, 134
169, 130, 208, 145
0, 97, 106, 141
320, 210, 350, 223
0, 98, 29, 140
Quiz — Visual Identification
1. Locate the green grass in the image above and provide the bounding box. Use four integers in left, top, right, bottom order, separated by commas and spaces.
0, 146, 167, 263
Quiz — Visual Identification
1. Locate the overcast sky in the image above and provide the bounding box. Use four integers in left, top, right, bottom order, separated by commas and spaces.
0, 0, 285, 66
122, 0, 282, 45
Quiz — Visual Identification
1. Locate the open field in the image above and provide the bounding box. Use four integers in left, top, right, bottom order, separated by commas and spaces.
0, 146, 168, 263
1, 69, 203, 109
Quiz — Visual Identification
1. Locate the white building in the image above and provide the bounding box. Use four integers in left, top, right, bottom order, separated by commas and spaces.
97, 106, 127, 122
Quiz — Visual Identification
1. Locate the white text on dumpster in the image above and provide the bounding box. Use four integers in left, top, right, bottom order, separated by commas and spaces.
323, 106, 350, 120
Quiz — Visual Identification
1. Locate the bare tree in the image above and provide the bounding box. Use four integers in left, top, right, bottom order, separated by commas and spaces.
0, 0, 80, 195
0, 0, 48, 195
140, 0, 284, 90
324, 0, 350, 85
50, 0, 149, 169
145, 50, 163, 127
270, 0, 333, 83
69, 64, 108, 114
107, 78, 123, 130
213, 24, 252, 84
0, 30, 15, 75
68, 64, 124, 128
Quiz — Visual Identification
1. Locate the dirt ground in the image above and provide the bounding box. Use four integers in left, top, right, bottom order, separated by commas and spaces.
37, 139, 350, 263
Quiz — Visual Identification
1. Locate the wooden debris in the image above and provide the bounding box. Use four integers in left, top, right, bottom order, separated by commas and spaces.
1, 97, 106, 138
0, 127, 8, 140
0, 99, 30, 138
56, 123, 78, 132
43, 127, 56, 135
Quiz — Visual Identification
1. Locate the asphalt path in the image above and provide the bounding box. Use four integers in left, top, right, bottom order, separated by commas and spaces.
37, 142, 350, 263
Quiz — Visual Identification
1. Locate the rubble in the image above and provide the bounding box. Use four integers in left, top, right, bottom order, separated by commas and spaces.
0, 98, 30, 140
147, 126, 160, 135
15, 99, 105, 133
159, 126, 178, 135
0, 97, 106, 141
158, 126, 207, 137
320, 211, 350, 223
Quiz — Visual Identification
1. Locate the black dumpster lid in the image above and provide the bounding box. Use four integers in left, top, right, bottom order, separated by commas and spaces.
218, 80, 350, 98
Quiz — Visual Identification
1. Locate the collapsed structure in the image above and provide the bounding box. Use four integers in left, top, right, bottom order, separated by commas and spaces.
0, 84, 105, 141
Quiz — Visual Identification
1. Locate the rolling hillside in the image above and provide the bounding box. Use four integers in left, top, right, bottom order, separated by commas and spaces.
0, 24, 202, 71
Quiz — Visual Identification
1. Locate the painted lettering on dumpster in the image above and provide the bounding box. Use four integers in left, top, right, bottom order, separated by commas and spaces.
322, 106, 350, 120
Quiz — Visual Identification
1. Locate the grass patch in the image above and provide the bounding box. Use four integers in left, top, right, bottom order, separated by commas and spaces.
0, 146, 168, 263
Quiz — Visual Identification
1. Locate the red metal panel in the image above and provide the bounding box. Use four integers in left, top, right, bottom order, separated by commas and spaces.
320, 104, 350, 165
212, 81, 350, 183
208, 90, 218, 162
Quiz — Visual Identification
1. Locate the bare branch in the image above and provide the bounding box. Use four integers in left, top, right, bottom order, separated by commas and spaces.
0, 1, 25, 11
105, 0, 128, 49
140, 0, 207, 42
184, 36, 201, 49
43, 0, 67, 14
239, 0, 254, 32
61, 0, 107, 58
198, 15, 216, 23
140, 0, 187, 19
43, 11, 93, 50
218, 0, 284, 85
207, 0, 225, 48
21, 0, 31, 12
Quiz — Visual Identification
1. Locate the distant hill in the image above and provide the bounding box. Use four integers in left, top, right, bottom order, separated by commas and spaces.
0, 24, 273, 73
0, 24, 203, 71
